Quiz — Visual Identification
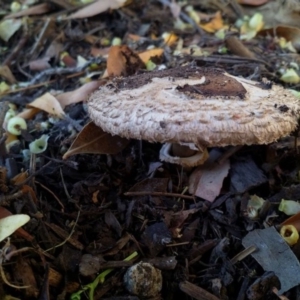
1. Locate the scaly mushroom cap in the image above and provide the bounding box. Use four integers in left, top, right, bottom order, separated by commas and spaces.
88, 65, 300, 148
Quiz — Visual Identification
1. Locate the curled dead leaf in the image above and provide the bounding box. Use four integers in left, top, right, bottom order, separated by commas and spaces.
17, 108, 40, 120
27, 93, 65, 118
63, 121, 129, 159
138, 48, 164, 64
107, 45, 145, 77
259, 25, 300, 51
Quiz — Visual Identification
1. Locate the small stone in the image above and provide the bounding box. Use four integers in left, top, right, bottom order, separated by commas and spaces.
123, 262, 162, 298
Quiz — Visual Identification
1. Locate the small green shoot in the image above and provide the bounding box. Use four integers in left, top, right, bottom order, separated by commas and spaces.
70, 251, 138, 300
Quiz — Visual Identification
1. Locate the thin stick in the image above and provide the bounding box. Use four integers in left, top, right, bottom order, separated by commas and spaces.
124, 191, 195, 200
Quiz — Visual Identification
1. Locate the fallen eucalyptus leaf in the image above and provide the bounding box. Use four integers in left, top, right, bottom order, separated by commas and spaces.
0, 18, 22, 42
63, 121, 129, 159
0, 214, 30, 242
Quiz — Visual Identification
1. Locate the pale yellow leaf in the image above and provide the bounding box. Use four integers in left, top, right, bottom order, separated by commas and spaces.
0, 65, 17, 84
27, 93, 65, 118
67, 0, 127, 19
0, 214, 30, 242
0, 18, 22, 42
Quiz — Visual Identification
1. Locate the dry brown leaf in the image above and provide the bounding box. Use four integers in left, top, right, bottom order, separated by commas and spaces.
11, 171, 28, 185
45, 40, 64, 59
91, 46, 110, 57
29, 41, 63, 71
107, 45, 145, 77
14, 260, 38, 297
281, 212, 300, 232
48, 268, 63, 288
238, 0, 269, 5
60, 52, 77, 68
67, 0, 127, 19
127, 178, 169, 193
189, 150, 230, 202
17, 107, 40, 120
57, 81, 104, 108
22, 185, 39, 204
4, 3, 52, 19
242, 0, 300, 28
63, 121, 129, 159
0, 65, 17, 84
0, 167, 8, 193
200, 11, 226, 33
27, 92, 65, 118
138, 48, 164, 63
259, 25, 300, 51
169, 209, 200, 231
29, 57, 51, 71
45, 222, 84, 250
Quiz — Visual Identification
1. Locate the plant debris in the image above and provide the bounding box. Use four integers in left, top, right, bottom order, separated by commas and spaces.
2, 0, 300, 299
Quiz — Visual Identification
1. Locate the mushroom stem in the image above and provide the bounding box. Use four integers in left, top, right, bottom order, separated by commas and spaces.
159, 143, 209, 167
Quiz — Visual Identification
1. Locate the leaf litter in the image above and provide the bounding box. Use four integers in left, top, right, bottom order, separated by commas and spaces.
1, 0, 300, 299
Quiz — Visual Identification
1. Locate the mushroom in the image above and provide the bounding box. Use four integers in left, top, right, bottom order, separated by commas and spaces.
88, 65, 300, 167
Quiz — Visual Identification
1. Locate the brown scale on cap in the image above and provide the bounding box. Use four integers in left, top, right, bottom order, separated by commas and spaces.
88, 65, 300, 166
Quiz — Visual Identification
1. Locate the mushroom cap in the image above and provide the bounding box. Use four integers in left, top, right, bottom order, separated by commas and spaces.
88, 65, 300, 148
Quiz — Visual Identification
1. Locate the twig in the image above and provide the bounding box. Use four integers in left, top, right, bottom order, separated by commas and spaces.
179, 281, 220, 300
0, 264, 30, 289
0, 101, 9, 163
10, 161, 53, 194
230, 245, 257, 265
60, 167, 74, 203
29, 18, 52, 59
228, 0, 244, 19
3, 35, 29, 67
158, 0, 205, 35
35, 181, 65, 211
27, 57, 102, 85
44, 208, 81, 252
0, 189, 25, 206
166, 241, 190, 247
215, 145, 243, 165
124, 191, 195, 200
0, 102, 9, 137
